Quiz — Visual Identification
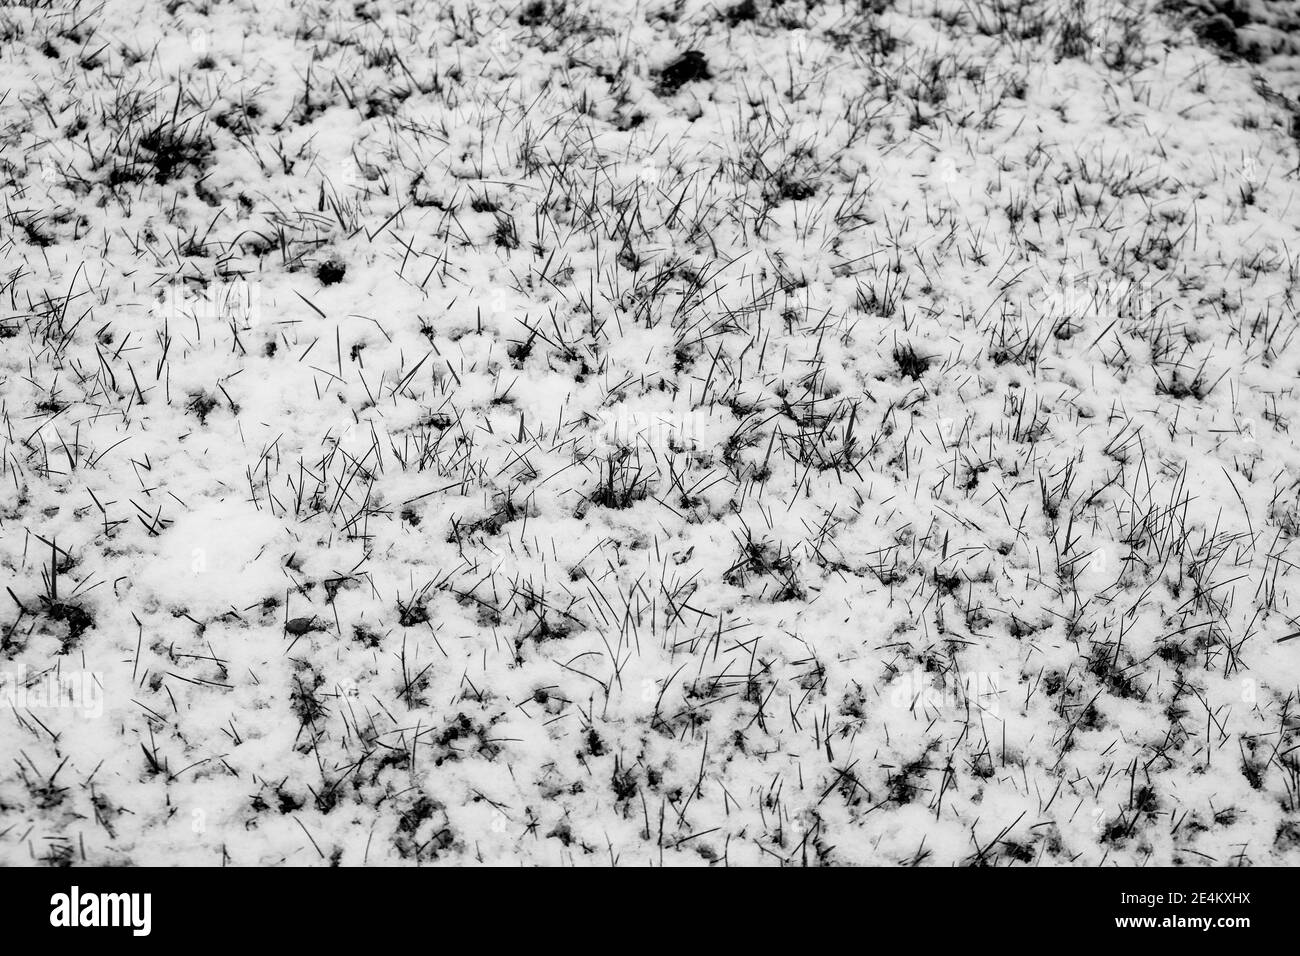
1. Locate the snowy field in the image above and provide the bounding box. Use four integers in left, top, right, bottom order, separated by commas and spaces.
2, 0, 1300, 866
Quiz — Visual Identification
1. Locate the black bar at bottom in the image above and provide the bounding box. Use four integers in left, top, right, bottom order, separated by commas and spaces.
0, 865, 1274, 942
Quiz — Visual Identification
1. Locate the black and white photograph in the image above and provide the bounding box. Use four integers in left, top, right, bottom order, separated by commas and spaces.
0, 0, 1294, 917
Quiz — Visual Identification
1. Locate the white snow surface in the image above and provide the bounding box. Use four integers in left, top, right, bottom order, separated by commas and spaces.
2, 0, 1300, 865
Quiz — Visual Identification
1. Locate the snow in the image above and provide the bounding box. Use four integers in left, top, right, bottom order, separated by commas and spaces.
2, 0, 1300, 866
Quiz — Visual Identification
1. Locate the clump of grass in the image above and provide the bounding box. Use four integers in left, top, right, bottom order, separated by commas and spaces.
656, 51, 710, 94
725, 0, 757, 25
584, 454, 654, 510
448, 493, 524, 543
315, 256, 347, 285
1154, 358, 1225, 401
290, 667, 328, 725
20, 539, 97, 653
493, 213, 520, 250
777, 173, 816, 201
1193, 13, 1239, 55
397, 597, 429, 627
352, 623, 383, 647
518, 0, 553, 26
724, 532, 805, 601
893, 343, 934, 380
393, 795, 454, 860
1055, 0, 1092, 60
138, 116, 214, 184
186, 391, 219, 424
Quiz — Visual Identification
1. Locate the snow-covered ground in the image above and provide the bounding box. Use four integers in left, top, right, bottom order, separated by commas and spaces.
2, 0, 1300, 865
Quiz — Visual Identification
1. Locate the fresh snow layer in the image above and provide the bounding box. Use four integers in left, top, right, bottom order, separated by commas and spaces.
2, 0, 1300, 865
